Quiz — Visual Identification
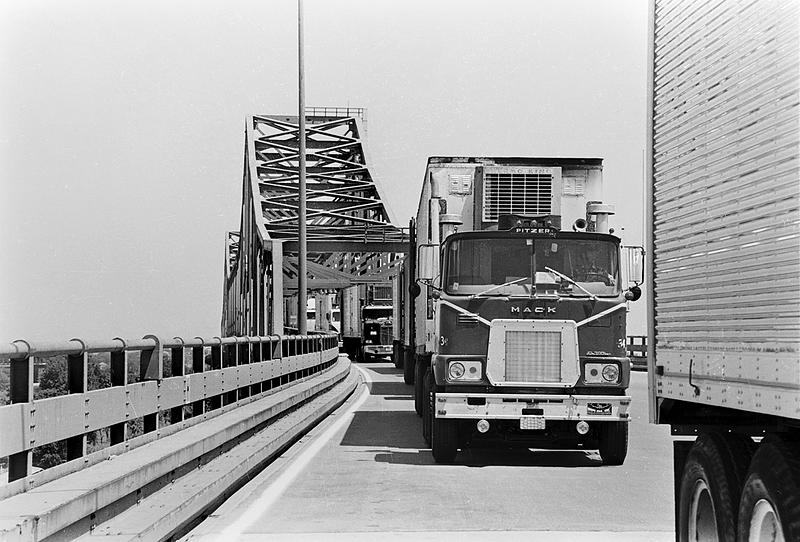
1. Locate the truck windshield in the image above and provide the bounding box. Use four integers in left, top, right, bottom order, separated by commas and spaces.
444, 237, 620, 297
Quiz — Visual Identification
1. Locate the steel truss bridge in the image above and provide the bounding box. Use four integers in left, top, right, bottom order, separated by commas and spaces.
222, 108, 408, 337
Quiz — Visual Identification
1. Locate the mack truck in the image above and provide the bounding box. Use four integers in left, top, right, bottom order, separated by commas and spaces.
399, 156, 643, 463
647, 1, 800, 540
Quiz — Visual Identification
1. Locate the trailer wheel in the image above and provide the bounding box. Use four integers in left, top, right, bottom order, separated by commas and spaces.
421, 368, 432, 446
414, 359, 425, 417
393, 343, 403, 369
431, 402, 458, 463
403, 350, 415, 385
737, 437, 800, 542
678, 433, 751, 542
598, 421, 628, 466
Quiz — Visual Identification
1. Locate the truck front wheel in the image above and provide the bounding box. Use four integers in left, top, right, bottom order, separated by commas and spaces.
678, 433, 751, 542
421, 368, 432, 446
737, 436, 800, 542
598, 421, 629, 466
431, 413, 459, 464
414, 359, 425, 417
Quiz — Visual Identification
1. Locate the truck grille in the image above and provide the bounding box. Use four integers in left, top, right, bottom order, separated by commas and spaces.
504, 330, 562, 383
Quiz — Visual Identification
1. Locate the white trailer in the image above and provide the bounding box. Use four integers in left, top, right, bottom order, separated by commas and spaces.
646, 0, 800, 539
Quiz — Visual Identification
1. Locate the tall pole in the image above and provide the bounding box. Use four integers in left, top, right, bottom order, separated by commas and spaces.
297, 0, 308, 334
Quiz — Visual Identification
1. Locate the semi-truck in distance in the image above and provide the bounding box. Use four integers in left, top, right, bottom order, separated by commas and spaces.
647, 0, 799, 539
398, 156, 643, 463
341, 283, 394, 362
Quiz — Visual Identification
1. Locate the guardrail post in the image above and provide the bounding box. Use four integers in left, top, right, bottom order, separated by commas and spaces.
110, 344, 129, 446
209, 339, 222, 410
250, 339, 261, 396
140, 335, 163, 434
171, 339, 185, 424
66, 349, 88, 461
8, 342, 33, 481
192, 340, 205, 417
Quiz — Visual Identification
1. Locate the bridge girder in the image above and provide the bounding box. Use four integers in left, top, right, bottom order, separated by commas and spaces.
222, 108, 409, 336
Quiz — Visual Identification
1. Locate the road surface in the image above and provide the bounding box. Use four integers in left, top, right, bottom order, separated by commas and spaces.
184, 359, 674, 541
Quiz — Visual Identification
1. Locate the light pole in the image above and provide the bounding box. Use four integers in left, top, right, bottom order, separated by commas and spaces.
297, 0, 307, 334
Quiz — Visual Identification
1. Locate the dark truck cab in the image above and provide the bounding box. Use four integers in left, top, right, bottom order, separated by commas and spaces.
422, 228, 633, 463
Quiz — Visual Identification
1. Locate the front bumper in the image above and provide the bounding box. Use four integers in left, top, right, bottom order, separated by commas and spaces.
434, 392, 631, 422
363, 344, 392, 356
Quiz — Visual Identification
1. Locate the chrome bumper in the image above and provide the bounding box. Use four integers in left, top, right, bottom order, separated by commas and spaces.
434, 393, 631, 422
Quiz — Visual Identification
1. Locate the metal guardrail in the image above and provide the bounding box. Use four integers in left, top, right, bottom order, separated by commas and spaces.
0, 334, 338, 491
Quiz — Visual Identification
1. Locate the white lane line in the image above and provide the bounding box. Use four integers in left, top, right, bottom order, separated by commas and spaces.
216, 364, 373, 541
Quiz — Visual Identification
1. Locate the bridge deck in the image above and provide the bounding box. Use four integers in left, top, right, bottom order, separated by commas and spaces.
183, 363, 674, 540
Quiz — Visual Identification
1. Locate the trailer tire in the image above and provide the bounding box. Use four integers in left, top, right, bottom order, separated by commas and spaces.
403, 350, 415, 385
678, 433, 750, 542
421, 368, 432, 446
431, 407, 458, 463
737, 437, 800, 542
393, 343, 404, 369
598, 421, 628, 466
414, 359, 426, 417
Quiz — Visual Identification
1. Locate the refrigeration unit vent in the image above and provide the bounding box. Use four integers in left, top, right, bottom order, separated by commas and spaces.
483, 172, 553, 221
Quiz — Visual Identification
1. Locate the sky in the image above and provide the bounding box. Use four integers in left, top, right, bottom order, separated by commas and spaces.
0, 0, 649, 342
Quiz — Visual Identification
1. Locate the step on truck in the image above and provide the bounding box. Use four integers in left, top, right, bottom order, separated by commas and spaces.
399, 156, 644, 463
646, 0, 800, 540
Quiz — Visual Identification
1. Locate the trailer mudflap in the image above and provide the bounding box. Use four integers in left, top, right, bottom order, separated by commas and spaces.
435, 392, 631, 421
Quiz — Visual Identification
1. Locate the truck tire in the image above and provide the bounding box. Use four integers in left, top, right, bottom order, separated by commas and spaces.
737, 436, 800, 542
393, 342, 404, 369
421, 368, 432, 446
414, 359, 425, 417
431, 408, 459, 463
403, 351, 415, 385
598, 421, 629, 466
678, 433, 751, 542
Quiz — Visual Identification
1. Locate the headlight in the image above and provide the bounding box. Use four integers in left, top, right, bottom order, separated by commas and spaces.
584, 362, 620, 384
448, 362, 465, 379
602, 364, 619, 382
447, 360, 482, 381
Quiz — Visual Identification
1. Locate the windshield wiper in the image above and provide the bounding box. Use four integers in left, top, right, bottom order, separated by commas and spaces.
470, 276, 530, 299
544, 266, 598, 301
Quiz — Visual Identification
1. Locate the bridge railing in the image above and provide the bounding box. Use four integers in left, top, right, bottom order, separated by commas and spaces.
0, 333, 338, 494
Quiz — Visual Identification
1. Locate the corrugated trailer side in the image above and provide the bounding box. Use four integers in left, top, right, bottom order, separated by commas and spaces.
647, 0, 800, 539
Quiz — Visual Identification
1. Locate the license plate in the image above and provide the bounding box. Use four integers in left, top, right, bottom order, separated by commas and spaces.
520, 416, 546, 430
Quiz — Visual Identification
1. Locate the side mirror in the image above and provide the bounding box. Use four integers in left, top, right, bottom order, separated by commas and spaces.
622, 245, 645, 286
417, 244, 438, 281
625, 285, 642, 302
409, 283, 422, 298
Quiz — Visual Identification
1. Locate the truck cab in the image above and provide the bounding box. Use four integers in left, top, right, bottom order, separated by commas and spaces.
423, 222, 632, 463
361, 304, 394, 361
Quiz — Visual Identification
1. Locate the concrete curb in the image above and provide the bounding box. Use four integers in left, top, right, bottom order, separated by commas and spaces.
0, 358, 353, 542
